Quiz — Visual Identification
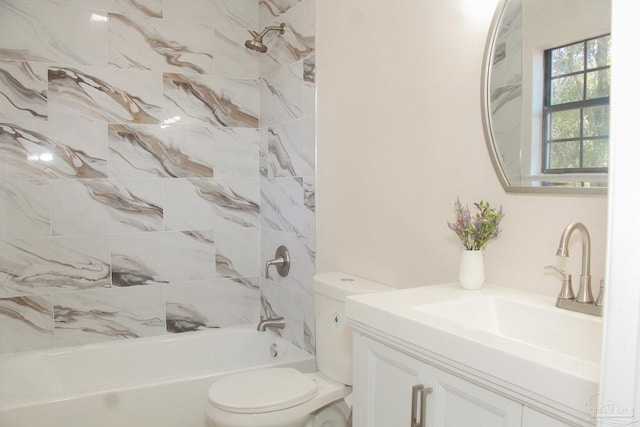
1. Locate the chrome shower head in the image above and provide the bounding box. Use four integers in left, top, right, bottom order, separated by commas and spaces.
244, 24, 285, 53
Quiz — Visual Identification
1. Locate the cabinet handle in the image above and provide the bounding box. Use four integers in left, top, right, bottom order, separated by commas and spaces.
411, 384, 422, 427
411, 385, 433, 427
421, 386, 433, 427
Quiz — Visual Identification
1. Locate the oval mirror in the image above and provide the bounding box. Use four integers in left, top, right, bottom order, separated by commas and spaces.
482, 0, 611, 194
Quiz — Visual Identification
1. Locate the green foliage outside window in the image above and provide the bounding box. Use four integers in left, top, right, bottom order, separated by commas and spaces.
543, 34, 610, 173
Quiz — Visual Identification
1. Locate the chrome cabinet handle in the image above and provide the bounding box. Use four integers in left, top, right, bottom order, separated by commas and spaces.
411, 384, 433, 427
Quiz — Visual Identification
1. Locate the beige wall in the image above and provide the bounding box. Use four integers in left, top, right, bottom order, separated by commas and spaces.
316, 0, 608, 295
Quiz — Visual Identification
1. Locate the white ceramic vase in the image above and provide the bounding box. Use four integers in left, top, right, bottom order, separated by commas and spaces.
458, 249, 485, 290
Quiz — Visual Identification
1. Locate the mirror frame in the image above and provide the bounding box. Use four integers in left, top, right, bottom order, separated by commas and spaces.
481, 0, 608, 195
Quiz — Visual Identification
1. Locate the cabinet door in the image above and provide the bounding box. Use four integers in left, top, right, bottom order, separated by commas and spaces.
352, 333, 433, 427
522, 407, 575, 427
353, 333, 522, 427
429, 367, 522, 427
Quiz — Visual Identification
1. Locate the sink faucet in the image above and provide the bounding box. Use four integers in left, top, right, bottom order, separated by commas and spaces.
257, 316, 285, 332
556, 222, 593, 303
549, 222, 603, 317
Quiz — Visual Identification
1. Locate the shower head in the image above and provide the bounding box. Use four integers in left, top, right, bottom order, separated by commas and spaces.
244, 24, 285, 53
244, 38, 268, 53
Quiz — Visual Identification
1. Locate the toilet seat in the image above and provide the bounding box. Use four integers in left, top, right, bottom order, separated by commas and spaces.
209, 368, 318, 414
207, 370, 350, 427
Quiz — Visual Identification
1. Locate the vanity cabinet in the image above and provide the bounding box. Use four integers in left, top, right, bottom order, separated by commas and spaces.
352, 333, 522, 427
352, 332, 581, 427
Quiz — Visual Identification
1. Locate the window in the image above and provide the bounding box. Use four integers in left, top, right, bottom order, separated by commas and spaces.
542, 34, 610, 174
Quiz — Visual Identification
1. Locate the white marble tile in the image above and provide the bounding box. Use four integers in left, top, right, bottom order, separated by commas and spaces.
259, 127, 269, 178
214, 26, 260, 79
260, 60, 309, 126
259, 279, 309, 350
302, 55, 316, 115
259, 0, 315, 76
0, 0, 107, 66
163, 73, 259, 128
49, 0, 162, 18
303, 176, 315, 237
162, 179, 216, 232
165, 278, 259, 332
261, 176, 310, 235
51, 179, 163, 235
261, 228, 315, 295
0, 295, 54, 353
109, 14, 214, 75
301, 293, 315, 354
48, 66, 162, 124
0, 178, 50, 238
259, 0, 303, 23
0, 60, 47, 121
0, 121, 108, 179
111, 231, 216, 286
266, 115, 315, 177
0, 235, 111, 297
108, 124, 214, 178
164, 178, 259, 231
213, 127, 260, 177
53, 286, 166, 346
164, 0, 258, 29
216, 228, 260, 279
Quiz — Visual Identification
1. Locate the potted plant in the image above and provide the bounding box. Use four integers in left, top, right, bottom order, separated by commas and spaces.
447, 198, 504, 289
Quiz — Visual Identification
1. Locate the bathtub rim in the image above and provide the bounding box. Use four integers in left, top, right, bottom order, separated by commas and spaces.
0, 325, 316, 411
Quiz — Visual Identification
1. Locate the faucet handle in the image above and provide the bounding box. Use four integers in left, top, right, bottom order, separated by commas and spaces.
544, 265, 575, 300
265, 246, 290, 280
595, 279, 605, 307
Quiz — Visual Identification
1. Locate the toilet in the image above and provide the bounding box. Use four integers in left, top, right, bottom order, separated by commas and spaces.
206, 272, 392, 427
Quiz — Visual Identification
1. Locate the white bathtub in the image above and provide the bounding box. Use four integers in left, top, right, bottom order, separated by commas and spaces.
0, 326, 315, 427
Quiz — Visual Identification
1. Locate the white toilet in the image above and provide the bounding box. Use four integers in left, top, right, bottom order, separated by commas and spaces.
206, 272, 392, 427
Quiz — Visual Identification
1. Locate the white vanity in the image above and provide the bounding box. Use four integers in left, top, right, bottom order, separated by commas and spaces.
346, 283, 602, 426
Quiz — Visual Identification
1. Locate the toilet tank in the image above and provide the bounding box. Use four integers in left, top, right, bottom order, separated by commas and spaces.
314, 272, 393, 385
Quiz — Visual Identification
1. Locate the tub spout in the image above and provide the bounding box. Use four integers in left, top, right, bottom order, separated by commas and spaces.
257, 317, 285, 332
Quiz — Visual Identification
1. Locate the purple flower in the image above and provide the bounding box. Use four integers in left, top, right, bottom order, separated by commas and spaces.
447, 198, 504, 250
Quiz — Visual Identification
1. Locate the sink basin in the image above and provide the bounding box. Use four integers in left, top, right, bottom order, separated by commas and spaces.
413, 295, 601, 365
346, 283, 603, 416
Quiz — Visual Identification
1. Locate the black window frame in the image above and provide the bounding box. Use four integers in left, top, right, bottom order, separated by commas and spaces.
542, 34, 610, 175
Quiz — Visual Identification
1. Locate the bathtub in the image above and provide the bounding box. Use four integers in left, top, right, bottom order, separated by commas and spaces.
0, 326, 315, 427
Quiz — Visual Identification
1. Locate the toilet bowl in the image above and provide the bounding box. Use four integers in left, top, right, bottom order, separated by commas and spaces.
206, 272, 392, 427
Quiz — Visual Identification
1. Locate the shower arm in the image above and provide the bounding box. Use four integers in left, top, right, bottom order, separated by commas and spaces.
253, 24, 285, 40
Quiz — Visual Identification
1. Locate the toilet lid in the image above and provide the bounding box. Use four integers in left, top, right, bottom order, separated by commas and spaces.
208, 368, 318, 414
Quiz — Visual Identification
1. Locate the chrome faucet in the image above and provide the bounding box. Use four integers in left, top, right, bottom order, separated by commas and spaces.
257, 317, 285, 332
548, 222, 603, 317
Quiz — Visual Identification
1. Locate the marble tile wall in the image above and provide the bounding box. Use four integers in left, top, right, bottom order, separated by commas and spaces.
258, 0, 316, 353
0, 0, 316, 355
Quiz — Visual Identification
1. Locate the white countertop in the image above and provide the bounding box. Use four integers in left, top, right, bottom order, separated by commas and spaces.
346, 283, 602, 417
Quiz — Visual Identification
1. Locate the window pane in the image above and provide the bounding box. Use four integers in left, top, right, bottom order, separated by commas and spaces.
584, 105, 610, 137
586, 69, 610, 99
587, 36, 611, 69
551, 109, 581, 140
583, 139, 609, 168
548, 141, 580, 169
551, 75, 584, 104
551, 43, 584, 76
